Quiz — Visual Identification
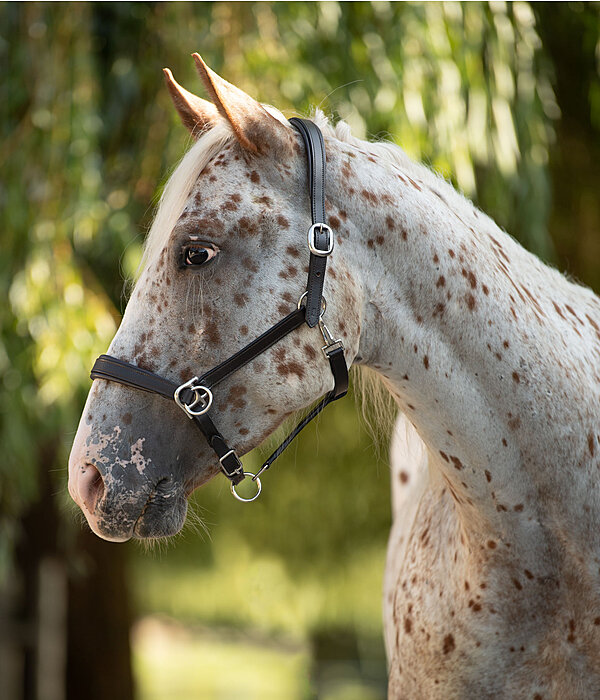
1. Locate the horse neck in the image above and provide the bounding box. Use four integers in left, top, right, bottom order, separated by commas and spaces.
329, 140, 600, 537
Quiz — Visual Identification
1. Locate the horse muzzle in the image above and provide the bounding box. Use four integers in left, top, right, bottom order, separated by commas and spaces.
69, 459, 188, 541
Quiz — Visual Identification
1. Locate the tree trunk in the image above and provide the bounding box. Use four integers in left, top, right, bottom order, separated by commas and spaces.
2, 443, 134, 700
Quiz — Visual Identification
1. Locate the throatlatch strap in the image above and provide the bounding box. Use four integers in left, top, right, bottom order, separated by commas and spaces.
289, 118, 331, 328
255, 344, 349, 477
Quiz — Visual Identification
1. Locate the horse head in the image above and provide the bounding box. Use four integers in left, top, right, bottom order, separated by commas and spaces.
68, 55, 362, 540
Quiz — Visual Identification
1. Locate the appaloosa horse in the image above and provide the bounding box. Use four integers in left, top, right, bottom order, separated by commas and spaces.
69, 55, 600, 698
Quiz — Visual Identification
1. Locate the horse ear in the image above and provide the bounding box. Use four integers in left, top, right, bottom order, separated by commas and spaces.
192, 53, 292, 156
163, 67, 219, 138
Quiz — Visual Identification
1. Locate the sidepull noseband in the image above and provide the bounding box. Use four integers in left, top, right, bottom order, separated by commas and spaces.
90, 119, 348, 501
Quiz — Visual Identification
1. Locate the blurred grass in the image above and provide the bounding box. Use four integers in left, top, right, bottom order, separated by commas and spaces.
132, 531, 387, 638
133, 616, 311, 700
133, 615, 386, 700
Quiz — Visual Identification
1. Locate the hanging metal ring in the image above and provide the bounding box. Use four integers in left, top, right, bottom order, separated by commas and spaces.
230, 472, 262, 503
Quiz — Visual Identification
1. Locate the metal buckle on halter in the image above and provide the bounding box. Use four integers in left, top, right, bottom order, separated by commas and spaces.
308, 223, 334, 257
318, 318, 344, 358
219, 449, 242, 474
174, 377, 213, 418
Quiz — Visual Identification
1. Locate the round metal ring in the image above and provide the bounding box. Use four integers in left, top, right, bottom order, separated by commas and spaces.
230, 472, 262, 502
297, 291, 326, 316
185, 385, 213, 416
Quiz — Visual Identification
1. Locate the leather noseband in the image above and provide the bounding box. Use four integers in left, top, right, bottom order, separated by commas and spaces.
90, 118, 348, 501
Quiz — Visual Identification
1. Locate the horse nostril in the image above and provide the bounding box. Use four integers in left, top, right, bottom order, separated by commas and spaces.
78, 463, 105, 514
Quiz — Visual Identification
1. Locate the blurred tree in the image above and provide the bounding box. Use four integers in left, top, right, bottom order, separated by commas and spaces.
534, 3, 600, 289
1, 2, 598, 699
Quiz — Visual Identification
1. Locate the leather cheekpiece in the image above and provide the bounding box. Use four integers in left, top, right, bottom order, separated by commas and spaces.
289, 118, 331, 328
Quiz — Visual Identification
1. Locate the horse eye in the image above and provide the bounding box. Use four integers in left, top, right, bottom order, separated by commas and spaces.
181, 244, 219, 268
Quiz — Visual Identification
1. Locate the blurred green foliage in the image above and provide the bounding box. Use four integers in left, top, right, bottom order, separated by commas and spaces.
2, 2, 599, 698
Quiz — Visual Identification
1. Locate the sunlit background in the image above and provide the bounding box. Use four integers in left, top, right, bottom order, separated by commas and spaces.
2, 2, 599, 699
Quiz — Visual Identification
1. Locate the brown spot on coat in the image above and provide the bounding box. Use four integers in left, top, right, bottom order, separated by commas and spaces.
238, 216, 258, 237
303, 343, 317, 361
450, 456, 463, 470
204, 319, 220, 345
361, 189, 378, 205
274, 347, 304, 380
407, 176, 422, 192
462, 268, 477, 289
588, 433, 595, 457
466, 293, 476, 311
242, 258, 259, 273
250, 171, 260, 183
225, 385, 247, 410
508, 414, 521, 431
443, 634, 455, 654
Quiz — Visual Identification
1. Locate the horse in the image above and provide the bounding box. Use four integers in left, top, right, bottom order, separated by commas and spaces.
68, 55, 600, 698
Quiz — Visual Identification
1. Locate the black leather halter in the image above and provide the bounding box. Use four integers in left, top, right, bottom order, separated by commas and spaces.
90, 118, 348, 501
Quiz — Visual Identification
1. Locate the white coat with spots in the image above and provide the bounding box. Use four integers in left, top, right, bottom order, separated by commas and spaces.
68, 56, 600, 698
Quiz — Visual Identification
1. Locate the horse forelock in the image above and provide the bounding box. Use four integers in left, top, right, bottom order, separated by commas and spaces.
138, 120, 234, 280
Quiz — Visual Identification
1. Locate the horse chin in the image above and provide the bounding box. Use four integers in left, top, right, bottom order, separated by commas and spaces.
132, 496, 188, 539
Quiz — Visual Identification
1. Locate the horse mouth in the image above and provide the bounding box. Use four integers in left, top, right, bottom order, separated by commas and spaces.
83, 480, 189, 542
132, 491, 188, 539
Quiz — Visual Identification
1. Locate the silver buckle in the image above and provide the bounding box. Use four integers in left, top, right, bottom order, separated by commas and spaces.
174, 377, 213, 418
308, 223, 334, 257
219, 449, 240, 471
